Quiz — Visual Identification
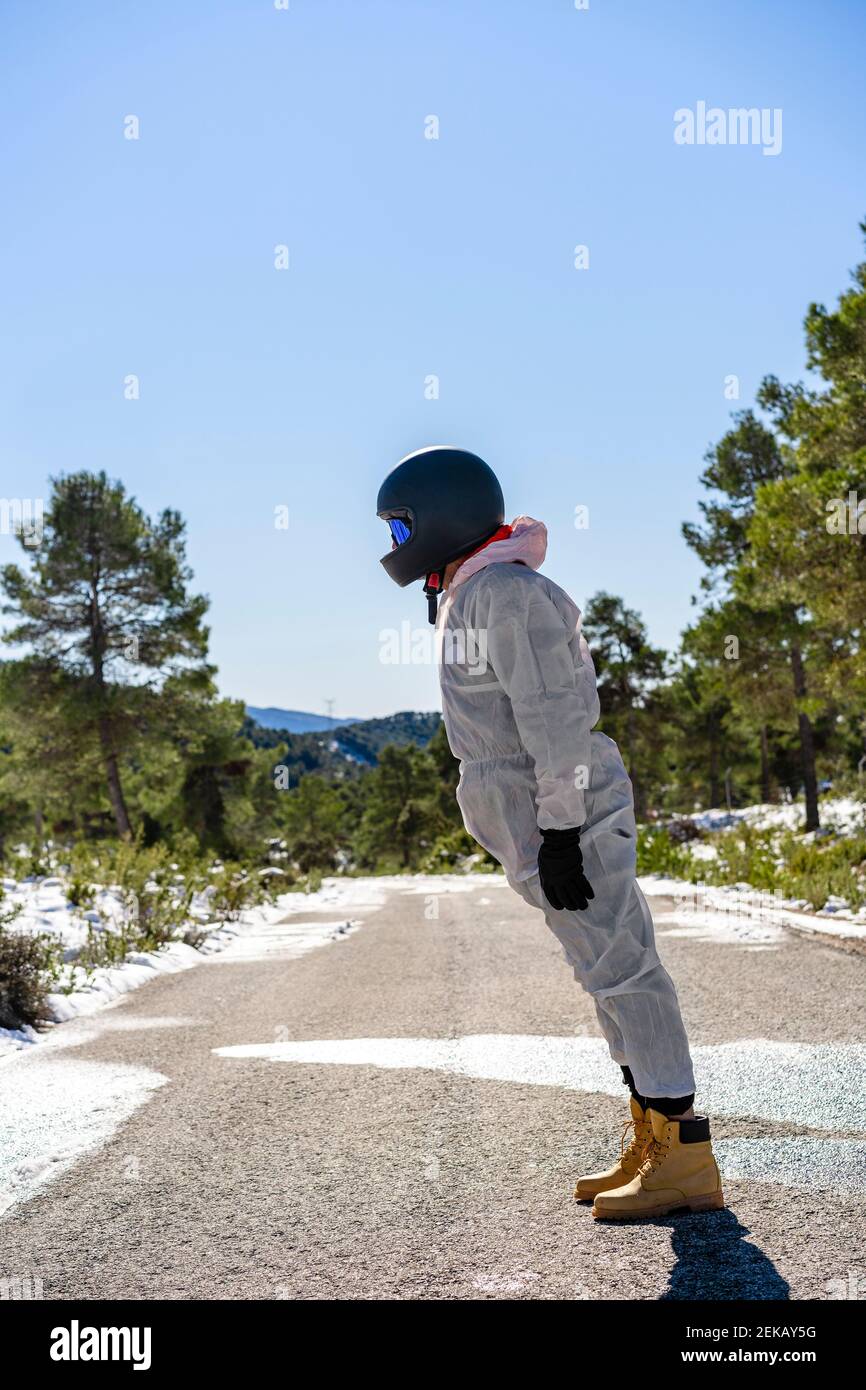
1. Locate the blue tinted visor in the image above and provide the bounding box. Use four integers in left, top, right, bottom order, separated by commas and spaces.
387, 517, 412, 545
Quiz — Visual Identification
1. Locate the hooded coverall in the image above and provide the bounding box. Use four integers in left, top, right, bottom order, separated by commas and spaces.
437, 526, 695, 1100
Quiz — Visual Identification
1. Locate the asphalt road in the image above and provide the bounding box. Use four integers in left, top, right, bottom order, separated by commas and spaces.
2, 877, 865, 1301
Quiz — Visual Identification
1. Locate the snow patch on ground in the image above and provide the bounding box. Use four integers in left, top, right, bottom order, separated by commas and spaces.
0, 873, 504, 1057
206, 918, 359, 964
202, 874, 506, 965
639, 875, 866, 942
473, 1270, 542, 1295
214, 1034, 866, 1133
714, 1137, 866, 1196
687, 795, 866, 836
656, 908, 785, 946
91, 1014, 202, 1034
652, 795, 866, 934
0, 1050, 167, 1214
280, 873, 506, 913
0, 897, 296, 1057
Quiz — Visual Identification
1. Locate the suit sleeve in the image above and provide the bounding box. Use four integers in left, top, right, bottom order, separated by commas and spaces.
475, 571, 592, 829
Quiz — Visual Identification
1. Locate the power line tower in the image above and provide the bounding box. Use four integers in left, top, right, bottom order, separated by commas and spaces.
324, 697, 336, 724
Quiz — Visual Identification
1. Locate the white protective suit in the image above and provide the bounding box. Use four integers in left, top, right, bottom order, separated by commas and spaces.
437, 517, 695, 1100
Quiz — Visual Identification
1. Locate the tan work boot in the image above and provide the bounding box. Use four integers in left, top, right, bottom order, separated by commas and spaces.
574, 1097, 652, 1201
592, 1107, 724, 1220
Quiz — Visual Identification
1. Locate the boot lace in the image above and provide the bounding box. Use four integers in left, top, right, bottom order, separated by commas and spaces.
621, 1118, 652, 1163
638, 1133, 671, 1175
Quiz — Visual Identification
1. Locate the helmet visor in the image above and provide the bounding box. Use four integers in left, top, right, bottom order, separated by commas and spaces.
387, 517, 412, 546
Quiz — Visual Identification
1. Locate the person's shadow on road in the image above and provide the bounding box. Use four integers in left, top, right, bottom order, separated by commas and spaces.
659, 1208, 790, 1300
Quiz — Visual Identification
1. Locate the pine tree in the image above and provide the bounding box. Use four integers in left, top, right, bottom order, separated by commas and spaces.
1, 472, 212, 838
581, 592, 667, 819
682, 412, 824, 829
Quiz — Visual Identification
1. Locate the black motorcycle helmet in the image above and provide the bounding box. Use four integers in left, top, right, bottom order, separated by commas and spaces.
377, 446, 505, 620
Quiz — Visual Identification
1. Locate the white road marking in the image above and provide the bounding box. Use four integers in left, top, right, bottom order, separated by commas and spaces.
214, 1035, 866, 1133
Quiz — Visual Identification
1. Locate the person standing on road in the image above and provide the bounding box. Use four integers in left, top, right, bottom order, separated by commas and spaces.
376, 446, 723, 1220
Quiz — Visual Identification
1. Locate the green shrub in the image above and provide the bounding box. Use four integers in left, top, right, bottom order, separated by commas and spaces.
207, 861, 266, 920
95, 840, 195, 951
636, 826, 694, 878
780, 831, 866, 911
23, 846, 52, 879
303, 867, 323, 894
420, 828, 497, 872
76, 921, 132, 973
61, 842, 99, 908
702, 825, 779, 891
66, 876, 96, 910
684, 823, 866, 912
0, 905, 62, 1030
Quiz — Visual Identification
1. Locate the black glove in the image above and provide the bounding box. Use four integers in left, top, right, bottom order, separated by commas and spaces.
537, 826, 594, 912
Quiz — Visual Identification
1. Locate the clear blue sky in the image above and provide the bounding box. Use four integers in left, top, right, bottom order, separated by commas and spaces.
1, 0, 864, 719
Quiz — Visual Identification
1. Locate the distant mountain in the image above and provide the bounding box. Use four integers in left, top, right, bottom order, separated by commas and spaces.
246, 706, 360, 734
242, 709, 441, 778
333, 711, 440, 762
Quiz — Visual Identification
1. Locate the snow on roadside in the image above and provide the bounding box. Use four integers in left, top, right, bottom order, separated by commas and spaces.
651, 793, 866, 939
639, 875, 866, 943
0, 1048, 168, 1216
205, 874, 507, 964
277, 871, 507, 913
0, 873, 506, 1218
686, 795, 866, 836
0, 883, 329, 1059
0, 872, 506, 1058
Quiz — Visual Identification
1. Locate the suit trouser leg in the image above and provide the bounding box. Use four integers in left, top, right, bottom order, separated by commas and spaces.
510, 874, 696, 1100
